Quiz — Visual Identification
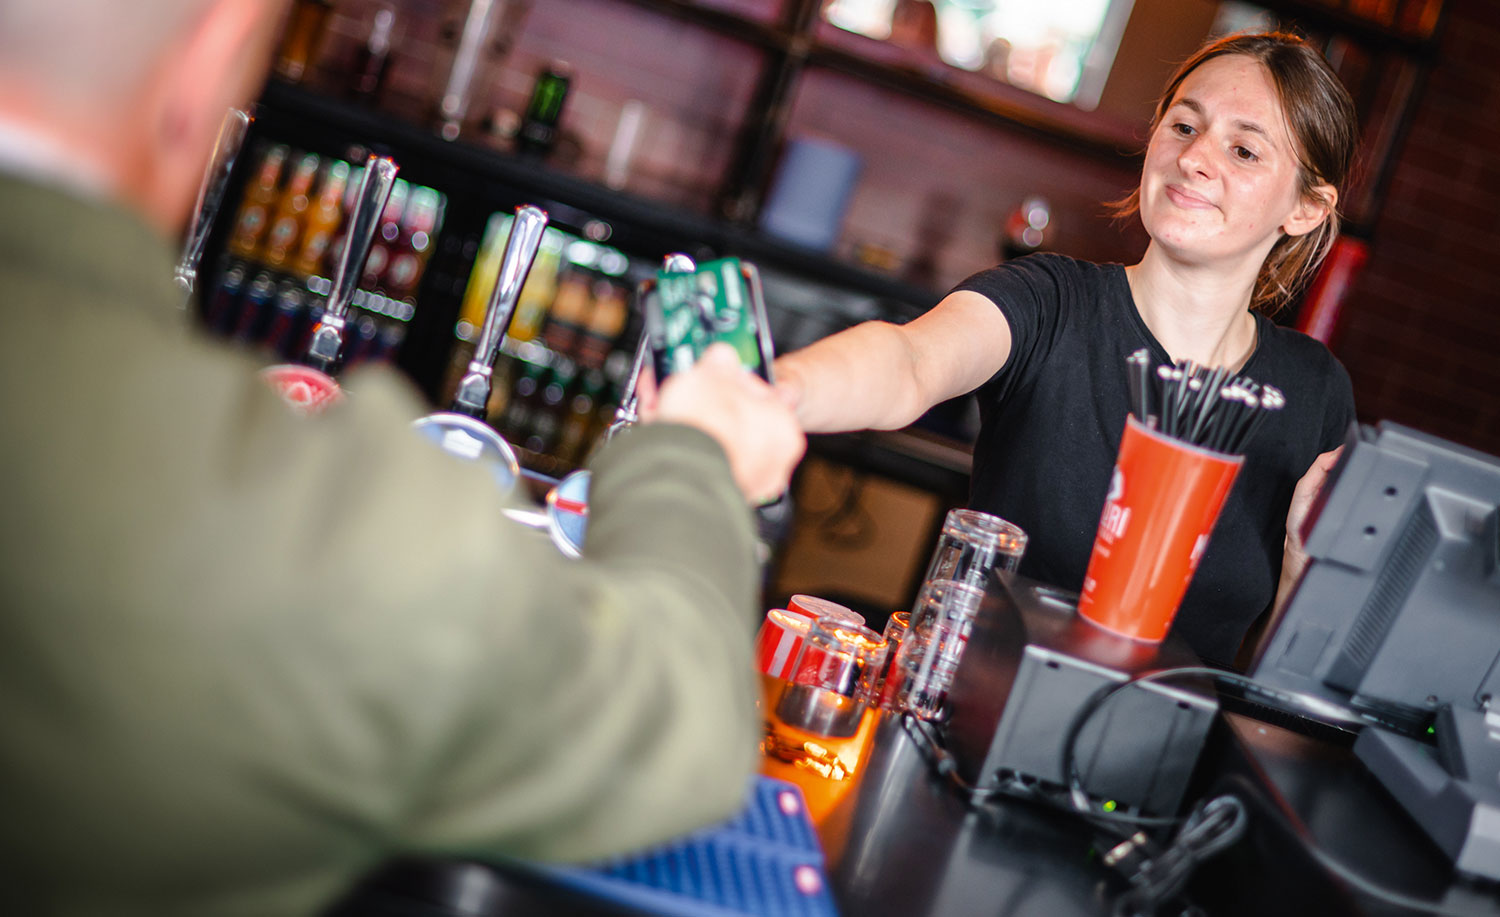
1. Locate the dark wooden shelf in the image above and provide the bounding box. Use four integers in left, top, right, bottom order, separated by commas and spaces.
257, 78, 944, 312
607, 0, 1148, 162
805, 29, 1144, 162
609, 0, 793, 52
597, 0, 1444, 163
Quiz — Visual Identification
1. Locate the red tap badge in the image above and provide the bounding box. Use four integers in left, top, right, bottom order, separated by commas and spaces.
261, 365, 344, 415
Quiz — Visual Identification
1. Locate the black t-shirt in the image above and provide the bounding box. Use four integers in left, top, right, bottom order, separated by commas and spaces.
952, 253, 1355, 667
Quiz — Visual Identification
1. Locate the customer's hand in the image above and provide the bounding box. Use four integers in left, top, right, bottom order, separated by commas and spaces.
645, 344, 806, 504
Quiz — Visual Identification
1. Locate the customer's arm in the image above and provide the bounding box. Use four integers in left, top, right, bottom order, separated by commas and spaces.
223, 347, 804, 864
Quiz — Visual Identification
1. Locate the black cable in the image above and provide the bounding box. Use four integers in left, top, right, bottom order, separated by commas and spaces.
1057, 665, 1368, 822
1058, 666, 1225, 827
899, 710, 1246, 917
1110, 795, 1248, 917
899, 712, 1164, 844
1061, 668, 1475, 917
1213, 772, 1475, 917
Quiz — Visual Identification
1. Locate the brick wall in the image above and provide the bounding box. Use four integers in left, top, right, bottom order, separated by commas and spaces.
1336, 0, 1500, 456
782, 66, 1145, 289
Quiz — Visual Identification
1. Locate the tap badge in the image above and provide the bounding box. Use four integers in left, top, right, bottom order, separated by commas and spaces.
261, 365, 343, 415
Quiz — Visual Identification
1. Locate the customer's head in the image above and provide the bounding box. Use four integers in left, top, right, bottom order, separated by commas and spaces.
0, 0, 289, 232
1123, 32, 1358, 313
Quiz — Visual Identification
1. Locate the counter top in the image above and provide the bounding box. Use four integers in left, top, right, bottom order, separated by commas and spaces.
329, 698, 1500, 917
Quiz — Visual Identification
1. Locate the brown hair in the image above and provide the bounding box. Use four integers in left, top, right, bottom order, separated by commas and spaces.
1115, 32, 1359, 314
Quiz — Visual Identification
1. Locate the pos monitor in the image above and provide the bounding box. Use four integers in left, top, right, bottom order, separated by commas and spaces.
1247, 420, 1500, 880
1250, 420, 1500, 734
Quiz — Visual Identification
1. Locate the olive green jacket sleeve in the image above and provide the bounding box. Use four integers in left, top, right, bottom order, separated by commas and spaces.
0, 174, 760, 916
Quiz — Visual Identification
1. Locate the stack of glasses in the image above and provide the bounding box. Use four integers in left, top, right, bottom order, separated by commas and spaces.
879, 509, 1028, 721
755, 510, 1028, 740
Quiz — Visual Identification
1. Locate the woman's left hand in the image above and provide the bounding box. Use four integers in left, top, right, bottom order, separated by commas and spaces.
1276, 446, 1344, 611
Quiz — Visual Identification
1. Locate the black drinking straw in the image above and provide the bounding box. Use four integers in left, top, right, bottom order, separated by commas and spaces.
1127, 356, 1284, 456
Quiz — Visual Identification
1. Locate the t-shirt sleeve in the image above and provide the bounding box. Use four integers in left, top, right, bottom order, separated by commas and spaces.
949, 253, 1072, 391
1318, 352, 1357, 453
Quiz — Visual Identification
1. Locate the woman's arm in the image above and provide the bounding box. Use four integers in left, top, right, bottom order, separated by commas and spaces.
772, 290, 1014, 433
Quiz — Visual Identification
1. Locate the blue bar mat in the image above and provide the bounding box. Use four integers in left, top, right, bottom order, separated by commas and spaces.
533, 776, 839, 917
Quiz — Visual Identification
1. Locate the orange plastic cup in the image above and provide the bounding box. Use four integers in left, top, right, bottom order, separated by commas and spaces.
1077, 416, 1243, 642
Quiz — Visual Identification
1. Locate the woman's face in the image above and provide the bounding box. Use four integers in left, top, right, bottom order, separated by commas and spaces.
1139, 54, 1328, 271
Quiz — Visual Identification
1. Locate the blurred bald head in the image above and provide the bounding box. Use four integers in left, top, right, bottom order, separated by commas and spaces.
0, 2, 211, 107
0, 0, 289, 232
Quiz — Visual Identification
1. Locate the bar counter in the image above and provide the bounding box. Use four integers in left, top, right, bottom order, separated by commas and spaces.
328, 667, 1500, 916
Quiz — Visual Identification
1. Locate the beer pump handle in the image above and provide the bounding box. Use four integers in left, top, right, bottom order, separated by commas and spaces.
451, 204, 549, 418
614, 337, 651, 427
616, 253, 695, 426
305, 155, 399, 372
661, 252, 697, 274
175, 108, 251, 301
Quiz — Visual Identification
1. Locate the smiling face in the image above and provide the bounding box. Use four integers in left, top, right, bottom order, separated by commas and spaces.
1139, 53, 1330, 275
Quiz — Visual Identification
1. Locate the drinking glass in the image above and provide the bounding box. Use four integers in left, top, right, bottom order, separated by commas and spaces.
870, 611, 910, 707
776, 617, 887, 737
885, 579, 986, 720
919, 508, 1028, 593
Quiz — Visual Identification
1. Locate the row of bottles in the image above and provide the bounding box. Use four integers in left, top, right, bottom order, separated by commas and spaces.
195, 136, 647, 476
273, 0, 573, 158
202, 141, 447, 369
441, 213, 643, 473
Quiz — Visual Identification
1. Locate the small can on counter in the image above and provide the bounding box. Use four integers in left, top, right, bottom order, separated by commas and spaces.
755, 609, 813, 681
787, 594, 863, 626
757, 596, 866, 683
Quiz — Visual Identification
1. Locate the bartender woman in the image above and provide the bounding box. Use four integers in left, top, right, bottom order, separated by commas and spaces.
773, 32, 1358, 669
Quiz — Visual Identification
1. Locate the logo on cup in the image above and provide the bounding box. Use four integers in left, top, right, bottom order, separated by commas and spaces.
1097, 468, 1132, 544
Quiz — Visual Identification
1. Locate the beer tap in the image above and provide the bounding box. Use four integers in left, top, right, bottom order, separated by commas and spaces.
261, 154, 399, 413
606, 252, 695, 439
411, 205, 549, 495
175, 108, 251, 305
452, 205, 548, 418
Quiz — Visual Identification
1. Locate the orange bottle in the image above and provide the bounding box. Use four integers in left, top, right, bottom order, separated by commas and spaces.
576, 278, 628, 370
227, 145, 289, 261
540, 263, 595, 360
261, 152, 321, 270
290, 159, 350, 279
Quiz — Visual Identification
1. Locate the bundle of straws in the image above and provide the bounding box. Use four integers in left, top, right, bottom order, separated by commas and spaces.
1124, 349, 1284, 455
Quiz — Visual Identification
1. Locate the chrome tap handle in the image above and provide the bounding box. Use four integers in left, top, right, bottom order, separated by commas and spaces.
451, 204, 549, 416
306, 155, 399, 371
615, 253, 695, 426
175, 108, 251, 301
661, 252, 696, 274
